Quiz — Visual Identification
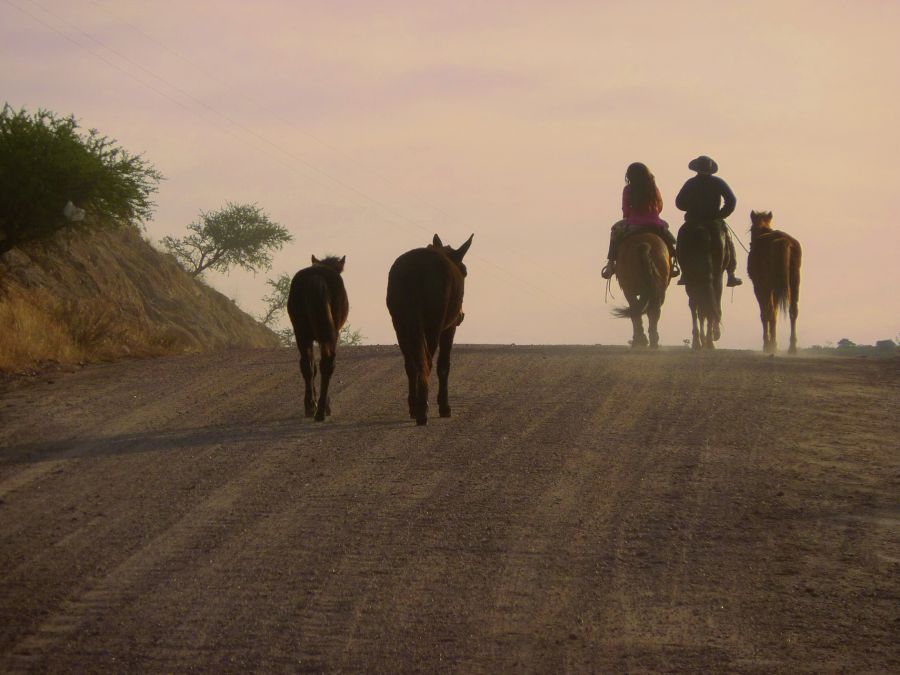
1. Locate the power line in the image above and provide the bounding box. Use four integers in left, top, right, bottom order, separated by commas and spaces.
5, 0, 585, 309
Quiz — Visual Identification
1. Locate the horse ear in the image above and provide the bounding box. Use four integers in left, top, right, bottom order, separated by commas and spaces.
339, 255, 346, 264
765, 211, 773, 220
456, 233, 474, 259
311, 255, 320, 264
432, 234, 443, 247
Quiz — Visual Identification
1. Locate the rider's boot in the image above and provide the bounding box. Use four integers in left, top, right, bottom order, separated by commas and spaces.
601, 259, 616, 279
726, 271, 743, 287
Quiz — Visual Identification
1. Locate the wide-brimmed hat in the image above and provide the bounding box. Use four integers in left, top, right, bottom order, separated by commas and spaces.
688, 155, 718, 174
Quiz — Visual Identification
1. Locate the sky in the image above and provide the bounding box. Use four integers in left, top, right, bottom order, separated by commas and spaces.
2, 0, 899, 347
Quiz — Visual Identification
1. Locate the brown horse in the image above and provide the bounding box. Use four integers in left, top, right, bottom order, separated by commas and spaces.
747, 211, 802, 354
287, 255, 349, 421
386, 234, 473, 426
676, 220, 731, 349
612, 233, 672, 348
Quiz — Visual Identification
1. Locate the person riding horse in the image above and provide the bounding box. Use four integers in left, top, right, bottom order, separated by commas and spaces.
675, 155, 743, 287
601, 162, 679, 280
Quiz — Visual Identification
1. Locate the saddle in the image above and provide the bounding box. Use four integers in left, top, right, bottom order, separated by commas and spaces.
618, 224, 668, 243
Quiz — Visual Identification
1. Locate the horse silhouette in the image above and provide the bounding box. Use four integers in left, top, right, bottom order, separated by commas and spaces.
612, 233, 672, 348
747, 211, 802, 354
386, 234, 473, 426
677, 221, 731, 349
287, 255, 349, 421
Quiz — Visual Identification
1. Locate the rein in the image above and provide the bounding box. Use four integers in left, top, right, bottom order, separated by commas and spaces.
727, 222, 750, 254
604, 275, 615, 303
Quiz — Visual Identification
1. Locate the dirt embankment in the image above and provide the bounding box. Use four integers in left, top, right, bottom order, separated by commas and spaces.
0, 226, 278, 371
0, 346, 896, 672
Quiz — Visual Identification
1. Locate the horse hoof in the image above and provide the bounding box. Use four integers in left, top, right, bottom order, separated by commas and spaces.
304, 407, 317, 418
314, 412, 326, 422
416, 416, 428, 426
788, 346, 797, 355
439, 407, 451, 418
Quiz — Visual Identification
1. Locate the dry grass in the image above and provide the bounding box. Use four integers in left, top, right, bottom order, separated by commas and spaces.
0, 226, 279, 373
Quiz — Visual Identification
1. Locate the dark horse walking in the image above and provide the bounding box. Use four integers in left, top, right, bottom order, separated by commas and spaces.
386, 234, 473, 426
677, 221, 731, 349
747, 211, 802, 354
612, 233, 672, 348
287, 255, 349, 421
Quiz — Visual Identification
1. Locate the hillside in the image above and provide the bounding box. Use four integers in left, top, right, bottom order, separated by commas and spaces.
0, 225, 279, 372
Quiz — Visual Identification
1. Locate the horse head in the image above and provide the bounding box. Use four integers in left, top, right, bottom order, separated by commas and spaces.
750, 211, 774, 238
430, 234, 474, 277
311, 255, 346, 274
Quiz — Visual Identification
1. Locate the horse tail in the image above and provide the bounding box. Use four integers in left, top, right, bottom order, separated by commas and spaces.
789, 240, 802, 309
612, 242, 659, 319
305, 275, 337, 346
772, 238, 792, 315
678, 224, 719, 322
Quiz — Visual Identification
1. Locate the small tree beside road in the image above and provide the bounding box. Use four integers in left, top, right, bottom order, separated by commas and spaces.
162, 202, 292, 277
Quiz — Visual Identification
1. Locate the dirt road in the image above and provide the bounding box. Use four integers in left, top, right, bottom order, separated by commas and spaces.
0, 346, 897, 672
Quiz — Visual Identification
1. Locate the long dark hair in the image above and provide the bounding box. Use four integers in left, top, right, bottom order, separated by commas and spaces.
625, 162, 660, 211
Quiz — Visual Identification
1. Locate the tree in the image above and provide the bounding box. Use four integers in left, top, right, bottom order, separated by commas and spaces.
161, 202, 292, 277
0, 105, 161, 254
837, 338, 856, 349
259, 272, 363, 346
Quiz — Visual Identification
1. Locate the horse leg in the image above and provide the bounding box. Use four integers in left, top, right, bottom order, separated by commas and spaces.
648, 302, 661, 349
298, 339, 317, 417
403, 354, 418, 419
689, 297, 701, 350
314, 341, 336, 422
712, 273, 723, 343
788, 265, 800, 354
625, 293, 647, 348
755, 288, 769, 352
415, 348, 431, 426
769, 297, 778, 354
437, 325, 456, 418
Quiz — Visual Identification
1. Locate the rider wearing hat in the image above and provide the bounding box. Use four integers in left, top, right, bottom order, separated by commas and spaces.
675, 155, 743, 287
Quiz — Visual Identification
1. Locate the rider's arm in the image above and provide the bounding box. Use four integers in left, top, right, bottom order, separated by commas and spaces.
622, 186, 631, 218
717, 178, 737, 219
675, 181, 690, 212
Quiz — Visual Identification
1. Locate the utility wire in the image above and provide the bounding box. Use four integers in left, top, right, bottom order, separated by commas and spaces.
7, 0, 585, 311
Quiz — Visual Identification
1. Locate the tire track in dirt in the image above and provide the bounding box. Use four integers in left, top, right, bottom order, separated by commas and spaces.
0, 346, 896, 672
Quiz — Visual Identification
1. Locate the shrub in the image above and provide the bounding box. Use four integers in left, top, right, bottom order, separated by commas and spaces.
0, 105, 161, 254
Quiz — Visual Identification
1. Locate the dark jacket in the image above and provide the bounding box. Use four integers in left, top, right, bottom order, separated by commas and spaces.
675, 175, 736, 222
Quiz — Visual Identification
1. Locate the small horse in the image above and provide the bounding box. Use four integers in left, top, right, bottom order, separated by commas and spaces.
386, 234, 473, 426
612, 233, 672, 348
676, 221, 731, 349
287, 255, 349, 421
747, 211, 802, 354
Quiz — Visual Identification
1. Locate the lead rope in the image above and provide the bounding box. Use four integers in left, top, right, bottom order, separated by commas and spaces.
605, 275, 615, 303
727, 222, 750, 254
725, 223, 747, 304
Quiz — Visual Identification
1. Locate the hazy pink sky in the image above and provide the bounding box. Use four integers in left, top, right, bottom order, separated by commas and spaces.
3, 0, 899, 347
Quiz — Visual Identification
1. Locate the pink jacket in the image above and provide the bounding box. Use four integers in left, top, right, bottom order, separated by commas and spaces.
622, 185, 668, 228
